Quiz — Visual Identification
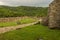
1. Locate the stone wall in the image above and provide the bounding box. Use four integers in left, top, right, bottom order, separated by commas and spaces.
48, 0, 60, 28
0, 17, 21, 22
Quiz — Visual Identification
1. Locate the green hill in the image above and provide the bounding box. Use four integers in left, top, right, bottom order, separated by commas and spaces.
0, 6, 48, 17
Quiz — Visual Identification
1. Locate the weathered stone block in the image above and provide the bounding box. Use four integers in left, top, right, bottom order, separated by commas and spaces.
40, 17, 48, 26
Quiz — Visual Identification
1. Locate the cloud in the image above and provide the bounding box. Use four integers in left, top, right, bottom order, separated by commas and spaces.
0, 0, 53, 7
0, 1, 5, 5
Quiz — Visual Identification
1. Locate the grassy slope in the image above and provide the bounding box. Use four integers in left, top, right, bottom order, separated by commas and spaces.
19, 18, 37, 24
0, 22, 17, 27
0, 6, 48, 17
0, 24, 60, 40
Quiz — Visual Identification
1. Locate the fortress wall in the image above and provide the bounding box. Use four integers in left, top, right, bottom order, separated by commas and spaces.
48, 0, 60, 28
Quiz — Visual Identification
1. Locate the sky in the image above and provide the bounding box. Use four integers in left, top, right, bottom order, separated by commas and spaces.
0, 0, 53, 7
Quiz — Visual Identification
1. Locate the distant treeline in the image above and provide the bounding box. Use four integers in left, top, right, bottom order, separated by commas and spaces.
0, 6, 48, 17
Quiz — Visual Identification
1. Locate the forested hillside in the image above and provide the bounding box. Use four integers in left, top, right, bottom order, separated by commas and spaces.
0, 6, 48, 17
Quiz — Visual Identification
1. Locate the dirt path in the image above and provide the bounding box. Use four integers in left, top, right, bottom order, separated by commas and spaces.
0, 21, 39, 34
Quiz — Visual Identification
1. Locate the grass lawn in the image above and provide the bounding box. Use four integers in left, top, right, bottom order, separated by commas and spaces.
0, 17, 37, 27
19, 17, 37, 24
0, 22, 18, 27
0, 24, 60, 40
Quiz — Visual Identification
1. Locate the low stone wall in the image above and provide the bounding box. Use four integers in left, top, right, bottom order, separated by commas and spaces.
0, 17, 21, 22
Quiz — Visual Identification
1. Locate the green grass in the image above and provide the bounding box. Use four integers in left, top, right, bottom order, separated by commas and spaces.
0, 17, 37, 27
0, 24, 60, 40
19, 18, 37, 24
0, 22, 17, 27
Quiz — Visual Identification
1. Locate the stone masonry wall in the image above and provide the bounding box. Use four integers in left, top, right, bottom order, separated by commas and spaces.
48, 0, 60, 28
0, 17, 21, 22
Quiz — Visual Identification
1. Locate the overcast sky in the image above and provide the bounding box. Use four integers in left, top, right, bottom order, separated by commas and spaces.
0, 0, 53, 7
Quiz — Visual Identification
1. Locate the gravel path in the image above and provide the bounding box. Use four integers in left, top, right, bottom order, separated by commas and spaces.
0, 21, 39, 34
